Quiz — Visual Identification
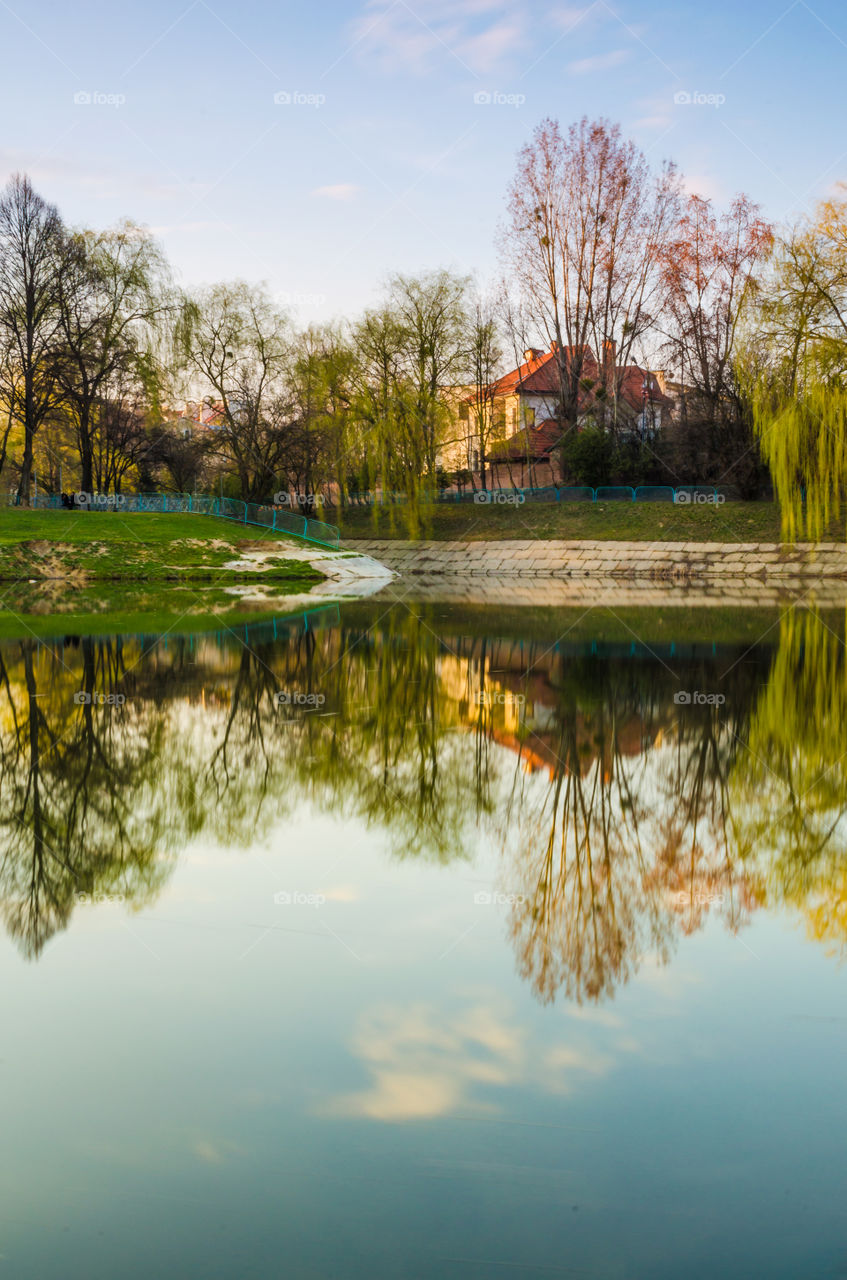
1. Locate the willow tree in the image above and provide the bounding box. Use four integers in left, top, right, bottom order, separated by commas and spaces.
176, 281, 297, 502
55, 221, 172, 494
729, 606, 847, 951
743, 191, 847, 540
351, 270, 470, 535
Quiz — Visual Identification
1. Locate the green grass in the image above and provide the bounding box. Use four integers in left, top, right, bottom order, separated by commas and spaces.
0, 579, 325, 641
337, 499, 793, 543
0, 509, 323, 583
0, 509, 308, 546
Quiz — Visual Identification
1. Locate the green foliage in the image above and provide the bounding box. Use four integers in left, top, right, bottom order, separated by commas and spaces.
748, 379, 847, 540
742, 192, 847, 539
561, 425, 611, 487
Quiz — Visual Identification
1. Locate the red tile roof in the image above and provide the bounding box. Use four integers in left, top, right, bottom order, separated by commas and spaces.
616, 366, 672, 412
490, 419, 564, 461
488, 348, 671, 418
490, 345, 599, 398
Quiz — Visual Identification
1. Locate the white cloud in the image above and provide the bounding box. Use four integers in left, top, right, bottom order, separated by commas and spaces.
567, 48, 630, 74
682, 172, 726, 202
349, 0, 529, 75
321, 997, 627, 1123
312, 183, 360, 201
631, 113, 673, 131
549, 5, 598, 31
461, 20, 524, 73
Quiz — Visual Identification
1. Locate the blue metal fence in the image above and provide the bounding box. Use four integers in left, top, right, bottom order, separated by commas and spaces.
8, 483, 730, 528
7, 491, 341, 548
349, 484, 722, 505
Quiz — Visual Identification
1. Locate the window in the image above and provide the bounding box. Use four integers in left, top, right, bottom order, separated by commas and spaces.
524, 406, 535, 429
458, 402, 469, 422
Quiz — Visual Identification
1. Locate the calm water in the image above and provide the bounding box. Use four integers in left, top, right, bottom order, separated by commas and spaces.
1, 597, 846, 1278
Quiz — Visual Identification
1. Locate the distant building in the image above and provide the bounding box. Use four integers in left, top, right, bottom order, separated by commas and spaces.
440, 342, 673, 487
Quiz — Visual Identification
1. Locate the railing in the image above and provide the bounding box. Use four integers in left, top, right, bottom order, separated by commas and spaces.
5, 491, 341, 548
6, 483, 733, 526
348, 485, 725, 505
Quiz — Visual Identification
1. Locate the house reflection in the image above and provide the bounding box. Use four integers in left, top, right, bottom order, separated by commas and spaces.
0, 604, 844, 1008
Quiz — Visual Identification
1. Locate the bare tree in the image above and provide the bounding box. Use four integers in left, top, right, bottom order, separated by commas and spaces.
659, 193, 773, 488
0, 174, 68, 502
500, 118, 680, 442
465, 291, 503, 490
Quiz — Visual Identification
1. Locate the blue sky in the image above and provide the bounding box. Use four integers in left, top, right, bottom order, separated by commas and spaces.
2, 0, 847, 324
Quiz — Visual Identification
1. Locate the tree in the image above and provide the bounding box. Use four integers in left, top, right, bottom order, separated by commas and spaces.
659, 193, 772, 489
387, 269, 470, 478
283, 324, 357, 512
351, 305, 421, 525
0, 174, 68, 503
55, 221, 171, 493
176, 282, 296, 502
743, 190, 847, 537
501, 117, 680, 443
465, 292, 503, 489
350, 271, 470, 532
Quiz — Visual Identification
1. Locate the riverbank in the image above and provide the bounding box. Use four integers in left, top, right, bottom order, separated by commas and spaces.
0, 510, 328, 584
351, 538, 847, 586
337, 499, 788, 543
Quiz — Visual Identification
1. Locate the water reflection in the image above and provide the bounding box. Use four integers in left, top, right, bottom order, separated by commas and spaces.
0, 602, 844, 1001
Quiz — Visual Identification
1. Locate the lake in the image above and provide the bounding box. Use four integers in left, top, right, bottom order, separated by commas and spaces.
0, 593, 845, 1278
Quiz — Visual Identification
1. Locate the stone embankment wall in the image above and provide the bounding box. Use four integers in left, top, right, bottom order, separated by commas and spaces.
347, 540, 847, 582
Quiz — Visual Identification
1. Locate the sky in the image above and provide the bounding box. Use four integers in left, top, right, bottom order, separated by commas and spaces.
2, 0, 847, 326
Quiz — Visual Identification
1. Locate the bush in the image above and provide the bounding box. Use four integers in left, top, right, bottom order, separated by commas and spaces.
561, 426, 612, 487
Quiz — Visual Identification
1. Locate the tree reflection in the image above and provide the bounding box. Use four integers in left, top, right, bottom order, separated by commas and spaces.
0, 604, 845, 1000
499, 656, 761, 1003
0, 638, 176, 956
729, 607, 847, 952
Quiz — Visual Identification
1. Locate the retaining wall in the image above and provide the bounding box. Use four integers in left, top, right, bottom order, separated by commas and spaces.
347, 539, 847, 582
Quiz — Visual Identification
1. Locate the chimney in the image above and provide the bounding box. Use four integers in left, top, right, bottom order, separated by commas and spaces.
602, 339, 617, 368
524, 347, 543, 363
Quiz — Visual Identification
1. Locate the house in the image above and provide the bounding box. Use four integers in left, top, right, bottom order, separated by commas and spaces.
161, 398, 227, 438
440, 342, 673, 487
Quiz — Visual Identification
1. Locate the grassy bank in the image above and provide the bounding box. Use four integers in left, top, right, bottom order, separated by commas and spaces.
337, 499, 790, 543
0, 509, 323, 584
0, 578, 328, 641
